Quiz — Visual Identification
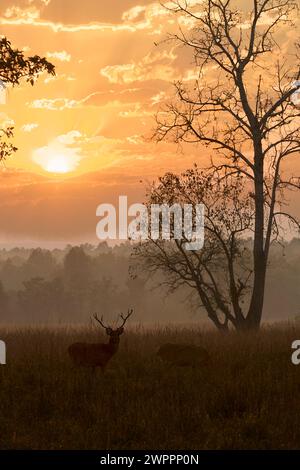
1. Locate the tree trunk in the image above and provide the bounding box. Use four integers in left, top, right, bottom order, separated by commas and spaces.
246, 144, 266, 330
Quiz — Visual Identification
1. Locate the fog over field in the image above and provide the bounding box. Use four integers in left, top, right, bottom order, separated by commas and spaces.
0, 239, 298, 325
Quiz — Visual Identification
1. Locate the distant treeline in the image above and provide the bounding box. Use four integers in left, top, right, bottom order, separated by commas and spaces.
0, 239, 299, 324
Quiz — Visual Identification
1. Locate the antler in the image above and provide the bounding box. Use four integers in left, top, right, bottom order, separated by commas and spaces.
93, 313, 109, 329
119, 308, 133, 328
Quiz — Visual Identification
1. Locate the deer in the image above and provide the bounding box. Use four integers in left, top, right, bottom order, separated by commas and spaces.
68, 309, 133, 372
156, 343, 210, 368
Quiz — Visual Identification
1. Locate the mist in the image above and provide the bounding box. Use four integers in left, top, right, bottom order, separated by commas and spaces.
0, 239, 299, 325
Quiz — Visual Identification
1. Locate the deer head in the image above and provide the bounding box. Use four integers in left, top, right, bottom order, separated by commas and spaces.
93, 308, 133, 345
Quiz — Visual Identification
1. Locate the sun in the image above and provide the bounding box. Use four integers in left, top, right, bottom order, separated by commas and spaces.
43, 154, 74, 174
32, 140, 81, 174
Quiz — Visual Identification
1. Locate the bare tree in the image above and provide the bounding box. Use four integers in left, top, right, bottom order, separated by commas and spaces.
135, 0, 300, 330
133, 169, 256, 330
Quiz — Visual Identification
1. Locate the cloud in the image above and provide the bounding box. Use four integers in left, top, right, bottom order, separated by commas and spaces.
44, 73, 76, 84
0, 0, 173, 34
0, 113, 15, 129
21, 123, 39, 133
29, 93, 99, 110
150, 91, 167, 106
100, 49, 177, 84
28, 0, 52, 5
46, 50, 71, 62
56, 130, 82, 145
0, 12, 150, 33
29, 98, 76, 110
122, 5, 146, 22
3, 6, 40, 20
118, 103, 152, 118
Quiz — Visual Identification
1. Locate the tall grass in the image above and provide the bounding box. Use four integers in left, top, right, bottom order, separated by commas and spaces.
0, 324, 299, 449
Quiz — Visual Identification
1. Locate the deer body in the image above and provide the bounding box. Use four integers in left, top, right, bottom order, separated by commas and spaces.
68, 338, 119, 370
68, 309, 133, 371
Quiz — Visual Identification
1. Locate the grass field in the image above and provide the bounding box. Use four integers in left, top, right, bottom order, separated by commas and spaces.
0, 323, 299, 450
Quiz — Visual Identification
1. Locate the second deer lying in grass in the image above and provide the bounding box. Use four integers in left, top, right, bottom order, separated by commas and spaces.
68, 309, 133, 372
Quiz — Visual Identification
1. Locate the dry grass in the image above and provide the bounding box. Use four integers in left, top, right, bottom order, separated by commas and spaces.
0, 323, 300, 450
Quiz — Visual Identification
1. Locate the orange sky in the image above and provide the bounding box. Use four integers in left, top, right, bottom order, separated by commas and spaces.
0, 0, 299, 245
